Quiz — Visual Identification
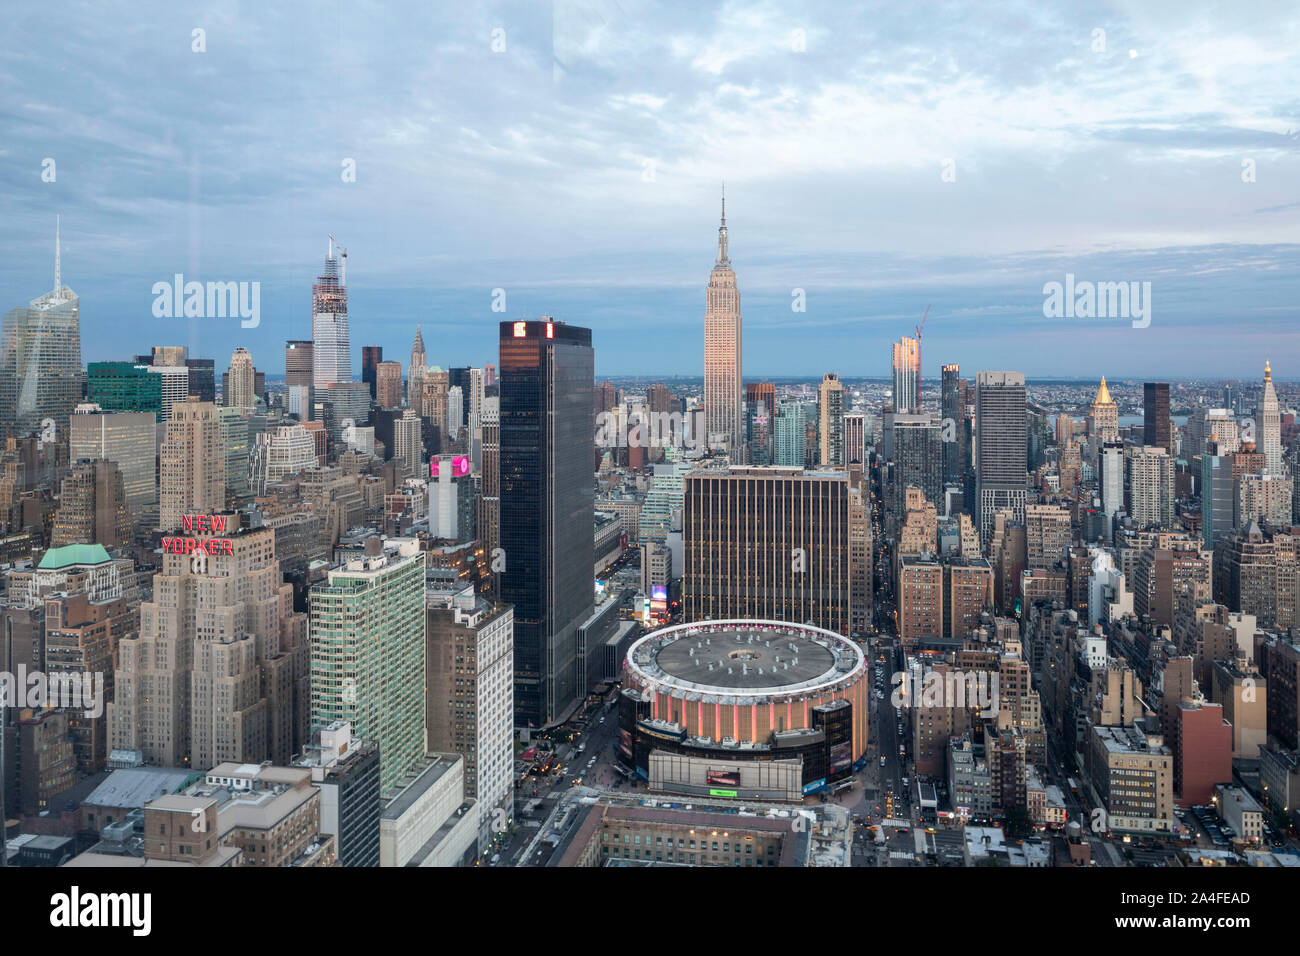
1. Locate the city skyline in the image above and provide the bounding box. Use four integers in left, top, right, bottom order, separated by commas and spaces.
3, 0, 1300, 894
3, 3, 1298, 379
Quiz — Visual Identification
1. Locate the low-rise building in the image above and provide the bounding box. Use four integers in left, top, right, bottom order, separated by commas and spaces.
378, 753, 477, 867
1214, 783, 1265, 845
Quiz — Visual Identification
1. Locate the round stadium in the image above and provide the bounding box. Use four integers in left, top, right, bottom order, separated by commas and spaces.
622, 619, 869, 767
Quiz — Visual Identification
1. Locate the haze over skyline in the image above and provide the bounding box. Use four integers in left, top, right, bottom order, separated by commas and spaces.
3, 0, 1298, 378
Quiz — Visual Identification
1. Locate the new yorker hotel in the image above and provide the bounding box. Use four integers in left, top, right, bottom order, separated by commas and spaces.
110, 512, 310, 770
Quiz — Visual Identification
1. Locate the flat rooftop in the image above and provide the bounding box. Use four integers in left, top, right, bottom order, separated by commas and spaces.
628, 621, 861, 697
652, 629, 834, 688
84, 767, 196, 809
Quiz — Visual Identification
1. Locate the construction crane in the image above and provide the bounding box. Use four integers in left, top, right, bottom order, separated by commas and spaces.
915, 304, 929, 344
328, 234, 347, 285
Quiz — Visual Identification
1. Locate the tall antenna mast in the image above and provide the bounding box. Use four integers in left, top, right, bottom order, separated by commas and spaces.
55, 214, 61, 296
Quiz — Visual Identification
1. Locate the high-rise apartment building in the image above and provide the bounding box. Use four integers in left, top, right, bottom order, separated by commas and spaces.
51, 459, 130, 548
975, 371, 1027, 541
1127, 445, 1176, 528
892, 337, 921, 413
477, 396, 500, 591
849, 463, 872, 636
392, 408, 423, 478
375, 360, 403, 409
683, 465, 852, 635
773, 401, 806, 468
159, 399, 226, 531
1133, 547, 1210, 628
898, 558, 943, 644
426, 581, 514, 848
421, 366, 449, 433
1025, 503, 1071, 570
312, 238, 351, 390
703, 192, 743, 459
1214, 524, 1277, 626
1237, 471, 1293, 529
945, 557, 994, 639
499, 319, 594, 728
310, 537, 426, 792
818, 373, 845, 468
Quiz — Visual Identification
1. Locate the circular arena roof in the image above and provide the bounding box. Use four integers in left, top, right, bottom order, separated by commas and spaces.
625, 619, 864, 701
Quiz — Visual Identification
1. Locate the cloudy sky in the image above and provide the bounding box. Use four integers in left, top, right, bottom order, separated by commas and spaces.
2, 0, 1298, 380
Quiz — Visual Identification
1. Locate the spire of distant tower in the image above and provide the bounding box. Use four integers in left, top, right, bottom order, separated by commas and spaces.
1265, 359, 1272, 381
55, 213, 61, 296
1094, 375, 1112, 405
715, 184, 730, 269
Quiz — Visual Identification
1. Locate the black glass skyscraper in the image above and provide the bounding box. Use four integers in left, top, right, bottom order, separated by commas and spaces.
1143, 382, 1172, 457
499, 319, 594, 728
361, 346, 383, 401
185, 358, 216, 402
941, 364, 962, 486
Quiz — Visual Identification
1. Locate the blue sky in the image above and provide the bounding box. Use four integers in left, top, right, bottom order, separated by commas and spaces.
2, 0, 1298, 379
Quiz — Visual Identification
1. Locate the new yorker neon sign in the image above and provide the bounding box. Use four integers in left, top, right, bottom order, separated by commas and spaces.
161, 514, 233, 555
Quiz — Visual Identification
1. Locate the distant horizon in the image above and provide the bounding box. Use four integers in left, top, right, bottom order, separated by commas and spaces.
5, 3, 1299, 380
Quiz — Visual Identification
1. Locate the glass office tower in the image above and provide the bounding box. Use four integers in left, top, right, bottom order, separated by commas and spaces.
499, 319, 594, 729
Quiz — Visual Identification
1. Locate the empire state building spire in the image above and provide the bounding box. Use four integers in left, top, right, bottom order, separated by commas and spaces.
715, 184, 730, 268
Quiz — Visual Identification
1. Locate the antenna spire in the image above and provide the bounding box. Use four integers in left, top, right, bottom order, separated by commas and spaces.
55, 214, 61, 296
714, 184, 730, 268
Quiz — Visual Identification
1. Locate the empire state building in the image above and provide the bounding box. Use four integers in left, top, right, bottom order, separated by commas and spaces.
704, 189, 743, 460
